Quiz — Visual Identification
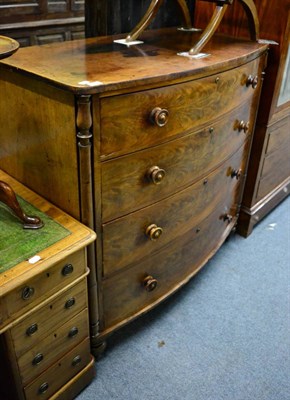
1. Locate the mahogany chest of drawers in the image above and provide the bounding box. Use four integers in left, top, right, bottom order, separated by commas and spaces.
0, 28, 268, 356
0, 170, 96, 399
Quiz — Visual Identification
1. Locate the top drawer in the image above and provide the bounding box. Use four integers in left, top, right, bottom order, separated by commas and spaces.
100, 57, 262, 158
0, 250, 86, 329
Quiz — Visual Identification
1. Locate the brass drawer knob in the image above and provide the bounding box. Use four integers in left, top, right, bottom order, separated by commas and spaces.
21, 286, 35, 300
143, 275, 158, 292
147, 165, 166, 184
150, 107, 169, 127
62, 263, 74, 276
65, 297, 76, 309
26, 323, 38, 336
72, 355, 82, 367
246, 75, 259, 89
146, 224, 163, 240
238, 120, 250, 133
32, 353, 44, 366
68, 327, 79, 338
231, 168, 242, 180
38, 382, 49, 395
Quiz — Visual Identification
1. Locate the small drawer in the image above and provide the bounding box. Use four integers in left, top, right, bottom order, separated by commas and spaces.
3, 250, 86, 321
102, 202, 239, 329
17, 308, 89, 385
100, 57, 262, 158
102, 104, 252, 221
102, 144, 249, 276
24, 338, 91, 400
9, 278, 88, 357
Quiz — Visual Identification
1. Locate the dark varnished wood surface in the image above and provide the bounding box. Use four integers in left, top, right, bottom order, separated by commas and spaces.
102, 145, 248, 277
0, 28, 267, 94
102, 203, 237, 330
100, 57, 261, 158
101, 105, 251, 221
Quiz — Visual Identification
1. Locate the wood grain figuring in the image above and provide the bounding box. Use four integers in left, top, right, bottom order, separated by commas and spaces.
0, 72, 80, 219
0, 29, 267, 94
102, 204, 237, 329
101, 104, 252, 221
100, 57, 260, 157
102, 144, 249, 276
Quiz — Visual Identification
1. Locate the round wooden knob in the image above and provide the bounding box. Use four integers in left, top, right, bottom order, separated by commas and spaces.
223, 214, 233, 224
147, 166, 166, 184
150, 107, 169, 127
146, 224, 163, 240
143, 275, 158, 292
231, 168, 242, 180
238, 120, 250, 133
246, 75, 259, 89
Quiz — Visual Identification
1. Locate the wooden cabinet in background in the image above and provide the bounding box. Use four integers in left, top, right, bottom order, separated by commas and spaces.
0, 0, 85, 47
0, 29, 268, 355
194, 0, 290, 236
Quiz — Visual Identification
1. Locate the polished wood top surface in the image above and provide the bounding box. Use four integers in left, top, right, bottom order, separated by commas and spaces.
0, 28, 268, 94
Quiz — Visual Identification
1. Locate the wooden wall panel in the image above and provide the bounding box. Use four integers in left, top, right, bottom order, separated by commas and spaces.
0, 0, 85, 46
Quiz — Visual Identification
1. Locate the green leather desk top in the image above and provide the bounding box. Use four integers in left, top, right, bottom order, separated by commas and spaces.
0, 196, 71, 273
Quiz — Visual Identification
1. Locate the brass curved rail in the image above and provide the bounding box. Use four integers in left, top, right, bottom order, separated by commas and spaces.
123, 0, 259, 56
125, 0, 192, 42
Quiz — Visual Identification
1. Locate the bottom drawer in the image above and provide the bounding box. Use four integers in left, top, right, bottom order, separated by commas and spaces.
24, 338, 91, 400
102, 202, 237, 330
18, 308, 89, 385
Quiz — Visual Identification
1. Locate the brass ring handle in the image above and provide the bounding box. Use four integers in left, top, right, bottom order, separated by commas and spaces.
22, 286, 35, 300
238, 120, 250, 133
147, 166, 166, 184
246, 75, 259, 89
26, 323, 38, 336
231, 168, 242, 180
62, 263, 74, 276
65, 297, 76, 309
32, 353, 44, 366
150, 107, 169, 127
146, 224, 163, 240
38, 382, 49, 395
143, 275, 158, 292
72, 355, 82, 367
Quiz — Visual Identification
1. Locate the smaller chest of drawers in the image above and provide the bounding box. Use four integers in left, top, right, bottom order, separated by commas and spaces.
0, 170, 96, 400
